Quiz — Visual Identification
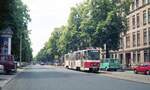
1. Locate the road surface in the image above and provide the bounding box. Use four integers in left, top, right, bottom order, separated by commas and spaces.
3, 65, 150, 90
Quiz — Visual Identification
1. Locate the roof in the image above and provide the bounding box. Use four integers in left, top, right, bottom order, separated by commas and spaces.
0, 27, 13, 35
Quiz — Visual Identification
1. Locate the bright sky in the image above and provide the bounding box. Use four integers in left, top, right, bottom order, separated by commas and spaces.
22, 0, 84, 56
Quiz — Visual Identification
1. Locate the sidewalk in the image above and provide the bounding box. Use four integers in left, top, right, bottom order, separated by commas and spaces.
100, 70, 150, 84
53, 66, 150, 84
0, 68, 24, 90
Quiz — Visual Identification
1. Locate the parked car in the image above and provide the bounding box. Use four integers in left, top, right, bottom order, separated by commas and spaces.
133, 62, 150, 75
40, 62, 45, 65
100, 58, 122, 71
0, 55, 17, 74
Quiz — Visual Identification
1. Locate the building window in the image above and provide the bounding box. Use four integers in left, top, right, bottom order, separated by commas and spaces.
136, 13, 140, 28
119, 54, 123, 64
136, 0, 139, 8
133, 32, 136, 47
126, 35, 130, 48
102, 55, 104, 59
143, 0, 147, 5
115, 54, 117, 59
137, 31, 140, 46
133, 52, 136, 63
148, 0, 150, 3
132, 1, 135, 10
127, 18, 130, 30
111, 54, 113, 58
143, 29, 148, 45
137, 52, 140, 63
143, 10, 147, 25
120, 38, 123, 49
144, 50, 150, 62
132, 15, 135, 29
148, 8, 150, 23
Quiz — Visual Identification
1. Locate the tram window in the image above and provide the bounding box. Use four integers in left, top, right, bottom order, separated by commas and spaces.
85, 51, 88, 60
83, 55, 86, 60
87, 50, 100, 60
76, 54, 78, 60
77, 53, 80, 60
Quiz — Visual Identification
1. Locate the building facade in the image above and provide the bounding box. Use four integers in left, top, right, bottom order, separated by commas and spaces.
101, 0, 150, 68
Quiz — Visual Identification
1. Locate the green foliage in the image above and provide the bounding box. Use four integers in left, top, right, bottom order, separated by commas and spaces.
36, 26, 64, 61
36, 0, 131, 61
0, 0, 32, 62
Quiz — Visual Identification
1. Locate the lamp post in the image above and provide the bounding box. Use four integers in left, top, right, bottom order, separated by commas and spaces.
20, 35, 22, 66
122, 34, 126, 69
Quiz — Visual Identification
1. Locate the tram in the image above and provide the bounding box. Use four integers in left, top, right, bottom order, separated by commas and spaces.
64, 48, 100, 72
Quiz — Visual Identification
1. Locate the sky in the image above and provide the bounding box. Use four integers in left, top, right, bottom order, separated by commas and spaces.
22, 0, 84, 56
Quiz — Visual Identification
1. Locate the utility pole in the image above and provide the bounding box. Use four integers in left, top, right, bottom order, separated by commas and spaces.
20, 35, 22, 66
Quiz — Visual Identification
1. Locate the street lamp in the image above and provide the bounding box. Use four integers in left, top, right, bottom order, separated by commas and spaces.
20, 35, 22, 66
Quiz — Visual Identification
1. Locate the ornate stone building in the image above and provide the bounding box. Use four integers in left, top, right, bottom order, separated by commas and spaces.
101, 0, 150, 68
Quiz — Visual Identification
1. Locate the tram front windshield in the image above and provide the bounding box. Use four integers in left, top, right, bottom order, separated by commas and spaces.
87, 50, 100, 60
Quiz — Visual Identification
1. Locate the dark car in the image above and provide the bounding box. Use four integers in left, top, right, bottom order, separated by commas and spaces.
0, 55, 17, 74
133, 62, 150, 75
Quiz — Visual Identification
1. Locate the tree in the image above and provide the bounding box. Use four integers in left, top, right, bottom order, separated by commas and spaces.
0, 0, 32, 62
35, 0, 131, 61
88, 0, 131, 58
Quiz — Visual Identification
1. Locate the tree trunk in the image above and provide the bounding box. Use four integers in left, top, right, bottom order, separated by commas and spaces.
106, 44, 110, 58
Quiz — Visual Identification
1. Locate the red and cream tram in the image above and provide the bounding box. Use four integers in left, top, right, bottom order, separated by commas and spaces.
64, 48, 100, 72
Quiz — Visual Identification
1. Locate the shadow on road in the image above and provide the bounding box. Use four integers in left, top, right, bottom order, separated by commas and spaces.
0, 72, 15, 75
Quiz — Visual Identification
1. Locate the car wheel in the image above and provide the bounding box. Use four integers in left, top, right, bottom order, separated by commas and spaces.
134, 69, 138, 74
146, 70, 150, 75
66, 66, 69, 69
76, 67, 80, 71
105, 67, 108, 71
4, 70, 11, 75
114, 69, 117, 71
106, 68, 110, 71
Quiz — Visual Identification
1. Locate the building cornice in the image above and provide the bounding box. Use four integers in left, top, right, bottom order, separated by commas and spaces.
129, 3, 150, 15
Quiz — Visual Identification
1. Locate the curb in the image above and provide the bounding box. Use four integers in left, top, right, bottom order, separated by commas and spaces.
0, 68, 24, 90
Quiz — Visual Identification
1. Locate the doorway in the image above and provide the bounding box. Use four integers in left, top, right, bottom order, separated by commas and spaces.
125, 53, 131, 68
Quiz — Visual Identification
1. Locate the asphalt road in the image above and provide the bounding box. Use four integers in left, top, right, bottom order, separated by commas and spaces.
3, 65, 150, 90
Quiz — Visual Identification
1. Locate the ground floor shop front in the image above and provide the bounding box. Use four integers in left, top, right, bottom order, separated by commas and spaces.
101, 48, 150, 69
